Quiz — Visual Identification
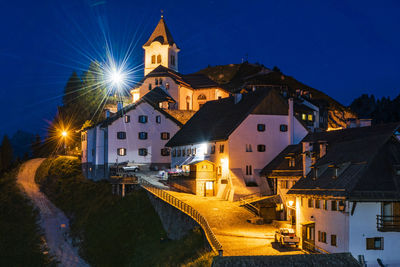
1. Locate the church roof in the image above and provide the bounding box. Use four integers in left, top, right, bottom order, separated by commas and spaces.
143, 17, 177, 47
142, 86, 175, 105
145, 65, 221, 90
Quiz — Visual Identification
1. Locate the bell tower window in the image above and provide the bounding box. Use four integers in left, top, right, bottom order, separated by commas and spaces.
157, 54, 162, 64
151, 55, 156, 64
170, 55, 175, 66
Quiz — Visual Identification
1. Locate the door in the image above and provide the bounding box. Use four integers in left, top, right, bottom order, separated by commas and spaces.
302, 223, 315, 252
205, 181, 214, 197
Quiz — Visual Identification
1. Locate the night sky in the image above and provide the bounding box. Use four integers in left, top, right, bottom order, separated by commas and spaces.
1, 0, 399, 136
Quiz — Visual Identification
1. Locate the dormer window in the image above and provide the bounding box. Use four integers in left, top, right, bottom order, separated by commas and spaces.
312, 167, 318, 180
329, 164, 339, 178
289, 157, 295, 167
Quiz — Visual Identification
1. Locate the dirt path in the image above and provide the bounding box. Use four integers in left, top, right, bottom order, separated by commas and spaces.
17, 158, 89, 267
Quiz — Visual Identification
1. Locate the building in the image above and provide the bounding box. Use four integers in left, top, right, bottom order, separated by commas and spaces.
166, 88, 309, 201
81, 89, 182, 180
130, 16, 230, 111
286, 123, 400, 266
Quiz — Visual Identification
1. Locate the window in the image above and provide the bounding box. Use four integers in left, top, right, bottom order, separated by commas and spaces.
331, 200, 338, 211
211, 145, 215, 154
308, 198, 314, 208
331, 235, 337, 246
161, 132, 170, 140
192, 148, 196, 155
151, 55, 156, 64
166, 82, 170, 90
138, 115, 148, 123
155, 78, 158, 85
280, 124, 288, 132
197, 94, 207, 100
321, 232, 327, 243
187, 148, 191, 155
246, 165, 253, 175
281, 180, 288, 189
117, 148, 126, 156
219, 144, 224, 153
318, 231, 321, 242
177, 149, 181, 157
138, 148, 148, 156
159, 78, 162, 85
289, 157, 295, 167
182, 149, 185, 156
157, 54, 161, 63
138, 132, 148, 140
245, 144, 253, 152
170, 55, 175, 66
366, 237, 383, 250
300, 197, 303, 207
148, 83, 152, 90
161, 148, 170, 156
172, 149, 176, 157
302, 114, 306, 120
308, 114, 313, 121
186, 96, 191, 110
124, 115, 130, 123
257, 124, 265, 132
117, 132, 126, 139
257, 144, 266, 152
156, 115, 161, 124
323, 200, 328, 210
315, 199, 320, 209
217, 166, 222, 176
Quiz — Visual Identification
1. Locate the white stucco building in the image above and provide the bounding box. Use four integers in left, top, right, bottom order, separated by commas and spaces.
287, 123, 400, 266
81, 89, 182, 180
166, 88, 309, 201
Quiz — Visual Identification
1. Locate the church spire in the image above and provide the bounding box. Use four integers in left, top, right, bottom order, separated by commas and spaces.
143, 15, 177, 47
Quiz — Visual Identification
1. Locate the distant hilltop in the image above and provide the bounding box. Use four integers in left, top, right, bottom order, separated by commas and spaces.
198, 62, 356, 129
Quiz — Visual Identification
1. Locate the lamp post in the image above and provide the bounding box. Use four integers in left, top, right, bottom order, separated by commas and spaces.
61, 130, 68, 155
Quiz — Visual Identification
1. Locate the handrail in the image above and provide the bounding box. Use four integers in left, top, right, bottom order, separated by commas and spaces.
139, 179, 223, 256
303, 240, 330, 254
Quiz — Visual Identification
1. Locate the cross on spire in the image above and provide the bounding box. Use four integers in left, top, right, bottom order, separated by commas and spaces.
161, 9, 164, 18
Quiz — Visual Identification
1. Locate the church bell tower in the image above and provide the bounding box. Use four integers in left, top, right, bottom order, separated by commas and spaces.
143, 14, 180, 76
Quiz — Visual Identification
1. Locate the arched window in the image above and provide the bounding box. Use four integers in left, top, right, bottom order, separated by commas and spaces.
159, 78, 162, 85
197, 94, 207, 100
186, 96, 191, 110
155, 78, 158, 85
151, 55, 156, 64
157, 54, 162, 63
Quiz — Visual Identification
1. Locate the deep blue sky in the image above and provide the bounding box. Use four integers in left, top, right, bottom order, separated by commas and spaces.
1, 0, 399, 136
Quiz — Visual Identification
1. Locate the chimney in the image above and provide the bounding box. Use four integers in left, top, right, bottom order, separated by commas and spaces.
288, 98, 294, 144
105, 109, 110, 118
117, 101, 123, 112
234, 93, 242, 104
302, 142, 313, 177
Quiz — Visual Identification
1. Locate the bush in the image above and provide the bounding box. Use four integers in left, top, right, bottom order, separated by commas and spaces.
0, 168, 55, 266
37, 156, 209, 266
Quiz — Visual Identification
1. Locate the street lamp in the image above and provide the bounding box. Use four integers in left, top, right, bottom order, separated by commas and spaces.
60, 130, 68, 155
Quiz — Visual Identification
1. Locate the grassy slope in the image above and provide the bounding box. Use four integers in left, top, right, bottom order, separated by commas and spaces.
0, 167, 54, 266
36, 157, 210, 267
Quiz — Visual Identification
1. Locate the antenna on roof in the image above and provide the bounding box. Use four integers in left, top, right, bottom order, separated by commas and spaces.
161, 9, 164, 18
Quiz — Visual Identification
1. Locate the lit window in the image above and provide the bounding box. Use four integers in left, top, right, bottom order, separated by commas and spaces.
280, 124, 288, 132
138, 115, 148, 123
219, 144, 224, 153
151, 55, 156, 64
124, 115, 130, 123
302, 114, 306, 120
323, 200, 328, 210
257, 144, 266, 152
289, 158, 295, 167
138, 132, 148, 140
138, 148, 148, 156
156, 115, 161, 124
117, 132, 126, 140
161, 132, 170, 140
205, 181, 213, 190
161, 148, 170, 156
117, 148, 126, 156
257, 124, 265, 132
308, 114, 313, 121
192, 148, 196, 155
366, 237, 383, 250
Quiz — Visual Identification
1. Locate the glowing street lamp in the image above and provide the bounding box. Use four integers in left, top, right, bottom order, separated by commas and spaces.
61, 131, 68, 137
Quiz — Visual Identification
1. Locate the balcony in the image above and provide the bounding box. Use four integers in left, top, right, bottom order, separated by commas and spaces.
377, 215, 400, 232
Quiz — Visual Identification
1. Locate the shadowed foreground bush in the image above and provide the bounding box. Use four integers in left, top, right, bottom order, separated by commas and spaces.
37, 156, 211, 266
0, 167, 55, 266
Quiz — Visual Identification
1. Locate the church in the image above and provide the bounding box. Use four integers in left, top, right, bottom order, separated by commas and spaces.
130, 16, 230, 111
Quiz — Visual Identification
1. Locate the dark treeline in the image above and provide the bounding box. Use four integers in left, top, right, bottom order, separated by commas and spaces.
349, 93, 400, 124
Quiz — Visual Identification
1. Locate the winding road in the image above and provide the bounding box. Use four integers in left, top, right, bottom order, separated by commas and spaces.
17, 158, 88, 267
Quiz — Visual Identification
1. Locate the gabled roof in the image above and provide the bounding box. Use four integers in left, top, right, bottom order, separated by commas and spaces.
260, 144, 303, 178
287, 123, 400, 200
96, 94, 183, 129
166, 88, 292, 147
143, 17, 177, 47
142, 65, 221, 90
142, 86, 175, 105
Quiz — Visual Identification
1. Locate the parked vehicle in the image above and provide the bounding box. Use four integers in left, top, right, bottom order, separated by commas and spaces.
274, 228, 300, 247
122, 165, 140, 172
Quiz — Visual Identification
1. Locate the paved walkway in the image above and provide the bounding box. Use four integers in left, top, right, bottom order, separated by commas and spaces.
17, 159, 89, 267
141, 174, 303, 256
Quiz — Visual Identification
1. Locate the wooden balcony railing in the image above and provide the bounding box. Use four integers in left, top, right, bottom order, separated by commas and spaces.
139, 179, 223, 256
377, 215, 400, 232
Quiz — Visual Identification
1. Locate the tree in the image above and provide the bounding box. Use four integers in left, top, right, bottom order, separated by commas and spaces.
1, 135, 13, 171
31, 134, 42, 158
63, 72, 82, 109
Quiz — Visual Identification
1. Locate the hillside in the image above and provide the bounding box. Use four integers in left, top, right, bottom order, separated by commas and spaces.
198, 63, 356, 128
